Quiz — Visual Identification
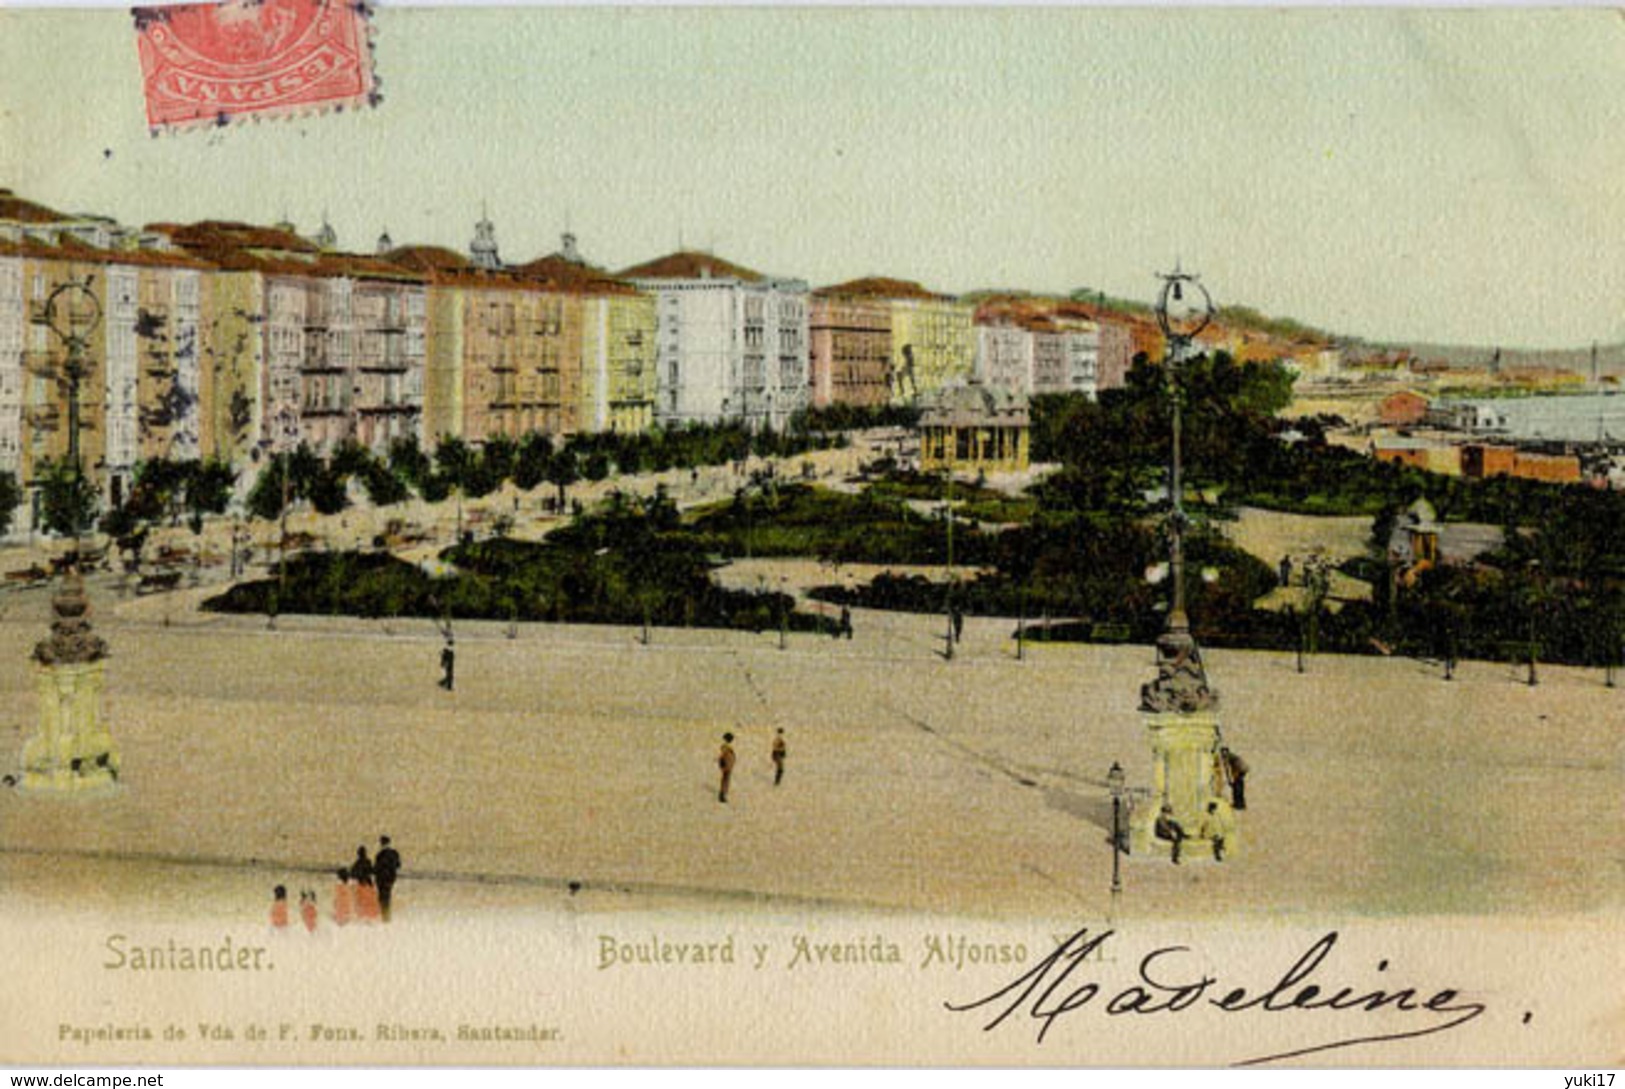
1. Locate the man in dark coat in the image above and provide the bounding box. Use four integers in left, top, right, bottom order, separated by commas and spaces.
718, 732, 736, 803
351, 845, 374, 885
771, 729, 787, 786
439, 637, 455, 691
1221, 746, 1249, 810
375, 835, 402, 922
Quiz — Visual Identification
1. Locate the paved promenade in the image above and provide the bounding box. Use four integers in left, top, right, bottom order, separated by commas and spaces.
0, 564, 1619, 928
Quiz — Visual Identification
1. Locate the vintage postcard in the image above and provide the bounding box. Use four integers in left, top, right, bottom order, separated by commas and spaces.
0, 3, 1621, 1074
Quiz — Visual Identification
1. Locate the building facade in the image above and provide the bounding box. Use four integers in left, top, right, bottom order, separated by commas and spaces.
975, 321, 1033, 394
621, 252, 809, 431
889, 293, 974, 405
520, 248, 658, 436
808, 287, 892, 409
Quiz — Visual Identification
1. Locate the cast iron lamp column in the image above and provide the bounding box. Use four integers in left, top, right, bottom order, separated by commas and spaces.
42, 280, 102, 545
1108, 760, 1126, 897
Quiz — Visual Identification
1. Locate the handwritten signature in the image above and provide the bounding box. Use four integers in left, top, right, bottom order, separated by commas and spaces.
945, 927, 1488, 1066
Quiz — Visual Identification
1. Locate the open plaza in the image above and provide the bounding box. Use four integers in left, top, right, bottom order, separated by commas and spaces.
0, 561, 1618, 926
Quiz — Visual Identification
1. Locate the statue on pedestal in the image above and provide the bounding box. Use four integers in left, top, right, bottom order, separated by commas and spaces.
1139, 627, 1217, 715
33, 566, 108, 667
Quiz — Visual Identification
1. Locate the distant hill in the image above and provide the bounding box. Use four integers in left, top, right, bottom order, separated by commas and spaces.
1343, 340, 1625, 378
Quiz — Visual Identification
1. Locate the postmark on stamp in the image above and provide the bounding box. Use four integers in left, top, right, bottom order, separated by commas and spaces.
131, 0, 377, 132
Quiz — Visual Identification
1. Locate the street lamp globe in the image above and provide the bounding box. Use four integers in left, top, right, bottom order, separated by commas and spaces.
1107, 761, 1126, 800
1155, 264, 1213, 343
43, 281, 102, 351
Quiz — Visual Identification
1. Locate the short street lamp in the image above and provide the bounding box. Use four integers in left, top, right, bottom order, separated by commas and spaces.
1526, 559, 1541, 688
1107, 760, 1126, 896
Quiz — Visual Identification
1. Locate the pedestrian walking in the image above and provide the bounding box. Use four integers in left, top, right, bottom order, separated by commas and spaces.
1154, 803, 1188, 865
1221, 746, 1249, 810
1278, 555, 1293, 587
839, 606, 853, 640
299, 890, 319, 933
439, 637, 456, 691
771, 729, 787, 786
951, 604, 964, 645
375, 835, 402, 923
718, 732, 737, 803
269, 885, 290, 929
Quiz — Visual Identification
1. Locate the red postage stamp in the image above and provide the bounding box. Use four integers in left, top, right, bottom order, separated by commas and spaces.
132, 0, 377, 131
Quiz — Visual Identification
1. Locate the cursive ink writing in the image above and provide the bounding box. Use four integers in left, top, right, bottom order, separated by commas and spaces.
945, 927, 1488, 1065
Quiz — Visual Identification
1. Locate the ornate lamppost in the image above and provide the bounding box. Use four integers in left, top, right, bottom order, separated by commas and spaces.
41, 280, 102, 545
1140, 263, 1216, 717
1128, 264, 1239, 860
20, 280, 117, 794
1526, 558, 1541, 688
943, 465, 955, 662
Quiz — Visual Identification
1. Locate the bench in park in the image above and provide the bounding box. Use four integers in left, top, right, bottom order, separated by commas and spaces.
136, 571, 184, 595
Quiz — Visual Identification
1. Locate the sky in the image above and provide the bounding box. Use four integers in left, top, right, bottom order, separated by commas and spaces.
3, 6, 1625, 349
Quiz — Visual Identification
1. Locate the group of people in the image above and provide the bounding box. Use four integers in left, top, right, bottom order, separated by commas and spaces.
717, 729, 788, 803
1152, 745, 1249, 865
270, 835, 403, 930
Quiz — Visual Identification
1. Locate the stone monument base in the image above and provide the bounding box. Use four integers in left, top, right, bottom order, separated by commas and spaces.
1125, 709, 1240, 860
19, 660, 119, 796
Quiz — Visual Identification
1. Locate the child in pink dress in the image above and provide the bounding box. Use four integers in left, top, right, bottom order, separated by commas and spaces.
332, 870, 354, 927
269, 885, 290, 929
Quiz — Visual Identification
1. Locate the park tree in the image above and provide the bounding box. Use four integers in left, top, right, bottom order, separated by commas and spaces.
388, 434, 431, 491
0, 470, 20, 538
247, 453, 292, 521
435, 437, 473, 491
362, 459, 410, 507
36, 458, 98, 539
186, 458, 236, 519
546, 448, 580, 510
481, 435, 518, 488
514, 432, 553, 491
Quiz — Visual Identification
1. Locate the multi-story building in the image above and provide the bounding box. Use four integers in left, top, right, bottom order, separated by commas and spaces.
0, 253, 23, 491
519, 241, 658, 436
975, 319, 1033, 394
889, 289, 974, 405
620, 251, 808, 431
1095, 318, 1136, 392
0, 193, 219, 529
808, 284, 892, 409
158, 222, 429, 460
389, 245, 595, 445
971, 299, 1099, 400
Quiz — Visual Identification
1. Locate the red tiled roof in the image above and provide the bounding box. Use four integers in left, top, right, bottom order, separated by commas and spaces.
150, 221, 424, 282
382, 245, 471, 272
516, 255, 641, 297
0, 190, 69, 224
618, 250, 764, 283
814, 276, 944, 301
0, 234, 214, 271
150, 220, 318, 254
